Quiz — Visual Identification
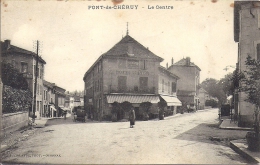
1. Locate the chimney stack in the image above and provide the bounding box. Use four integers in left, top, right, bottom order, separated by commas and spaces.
4, 40, 11, 50
171, 57, 174, 65
186, 57, 191, 66
166, 63, 168, 69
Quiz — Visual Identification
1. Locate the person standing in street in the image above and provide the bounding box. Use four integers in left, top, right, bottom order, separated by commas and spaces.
129, 108, 135, 128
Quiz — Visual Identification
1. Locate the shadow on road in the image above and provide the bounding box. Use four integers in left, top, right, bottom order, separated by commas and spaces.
173, 122, 247, 146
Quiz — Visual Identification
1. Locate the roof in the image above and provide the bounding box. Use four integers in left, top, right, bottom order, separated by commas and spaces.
169, 57, 201, 71
158, 66, 179, 80
43, 80, 55, 89
83, 34, 164, 80
1, 41, 46, 64
199, 88, 208, 94
103, 35, 163, 61
177, 90, 195, 96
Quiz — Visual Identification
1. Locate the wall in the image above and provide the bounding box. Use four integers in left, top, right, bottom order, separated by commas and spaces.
168, 65, 197, 92
238, 2, 260, 126
1, 112, 28, 136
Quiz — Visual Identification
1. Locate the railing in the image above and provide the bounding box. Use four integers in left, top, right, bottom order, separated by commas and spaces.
110, 87, 156, 94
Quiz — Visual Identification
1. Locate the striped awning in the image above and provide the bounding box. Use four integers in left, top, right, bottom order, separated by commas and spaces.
106, 94, 160, 104
160, 95, 182, 106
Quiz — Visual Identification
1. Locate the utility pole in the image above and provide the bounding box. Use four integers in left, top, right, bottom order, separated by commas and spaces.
33, 40, 39, 122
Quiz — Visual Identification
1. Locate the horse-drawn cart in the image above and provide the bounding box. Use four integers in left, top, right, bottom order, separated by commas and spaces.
73, 107, 86, 122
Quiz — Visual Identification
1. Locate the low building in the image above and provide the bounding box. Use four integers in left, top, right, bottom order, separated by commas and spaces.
158, 66, 181, 116
198, 88, 209, 110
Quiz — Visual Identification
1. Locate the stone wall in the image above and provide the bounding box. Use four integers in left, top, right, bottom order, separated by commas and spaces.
1, 111, 29, 136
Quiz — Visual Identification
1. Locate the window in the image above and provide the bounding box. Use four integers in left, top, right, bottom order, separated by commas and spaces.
21, 62, 28, 73
172, 82, 177, 93
257, 43, 260, 61
140, 60, 147, 70
118, 76, 127, 91
140, 77, 148, 90
118, 59, 126, 69
128, 60, 139, 69
162, 79, 164, 92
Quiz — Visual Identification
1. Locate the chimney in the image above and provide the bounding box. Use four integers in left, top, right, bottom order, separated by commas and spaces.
166, 63, 168, 69
4, 40, 11, 50
171, 57, 174, 65
186, 57, 191, 66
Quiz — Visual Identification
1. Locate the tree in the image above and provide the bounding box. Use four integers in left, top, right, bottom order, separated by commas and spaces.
139, 102, 152, 120
201, 78, 226, 105
1, 61, 29, 90
240, 55, 260, 151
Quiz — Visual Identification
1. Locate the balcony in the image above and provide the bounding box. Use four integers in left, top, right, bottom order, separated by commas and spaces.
109, 86, 156, 94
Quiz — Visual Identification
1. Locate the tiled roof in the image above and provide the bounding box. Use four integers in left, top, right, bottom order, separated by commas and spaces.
43, 80, 55, 89
1, 41, 46, 64
170, 58, 201, 71
158, 66, 179, 79
103, 35, 164, 61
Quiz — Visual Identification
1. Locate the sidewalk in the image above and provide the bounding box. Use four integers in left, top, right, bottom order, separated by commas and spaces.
219, 119, 259, 163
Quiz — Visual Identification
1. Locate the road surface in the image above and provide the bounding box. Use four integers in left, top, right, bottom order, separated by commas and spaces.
1, 108, 249, 164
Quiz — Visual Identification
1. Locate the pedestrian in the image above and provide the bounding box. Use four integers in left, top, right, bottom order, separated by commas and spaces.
129, 108, 135, 128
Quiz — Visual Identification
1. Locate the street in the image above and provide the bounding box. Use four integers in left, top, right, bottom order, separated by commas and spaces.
2, 109, 249, 164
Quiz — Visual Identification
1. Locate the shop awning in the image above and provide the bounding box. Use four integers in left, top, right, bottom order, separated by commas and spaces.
106, 94, 160, 104
50, 105, 57, 111
160, 95, 182, 106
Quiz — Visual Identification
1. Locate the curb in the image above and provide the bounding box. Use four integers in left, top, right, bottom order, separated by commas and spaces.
230, 140, 259, 163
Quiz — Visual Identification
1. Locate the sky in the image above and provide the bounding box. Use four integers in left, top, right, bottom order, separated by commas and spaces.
1, 0, 237, 92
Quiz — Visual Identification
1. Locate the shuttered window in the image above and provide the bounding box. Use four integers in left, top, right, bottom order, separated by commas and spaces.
118, 76, 127, 92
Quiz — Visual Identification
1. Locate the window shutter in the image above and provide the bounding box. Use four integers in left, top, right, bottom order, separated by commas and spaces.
257, 43, 260, 61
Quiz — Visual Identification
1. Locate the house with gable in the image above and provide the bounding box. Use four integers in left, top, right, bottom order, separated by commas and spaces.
167, 57, 201, 110
83, 33, 165, 121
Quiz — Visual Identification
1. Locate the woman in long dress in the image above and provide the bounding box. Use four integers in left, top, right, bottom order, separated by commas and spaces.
129, 108, 136, 128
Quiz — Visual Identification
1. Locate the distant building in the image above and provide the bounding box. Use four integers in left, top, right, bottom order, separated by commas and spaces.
43, 80, 56, 117
1, 40, 46, 117
83, 34, 164, 120
198, 88, 209, 110
234, 1, 260, 127
167, 57, 201, 110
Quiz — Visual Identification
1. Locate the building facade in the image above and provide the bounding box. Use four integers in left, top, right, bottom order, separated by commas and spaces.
1, 40, 46, 118
83, 34, 164, 120
167, 57, 201, 110
43, 80, 57, 117
234, 1, 260, 126
158, 66, 181, 115
198, 88, 209, 110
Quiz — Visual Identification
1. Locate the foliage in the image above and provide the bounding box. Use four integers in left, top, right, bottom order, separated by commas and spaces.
201, 78, 225, 105
139, 102, 152, 114
1, 61, 29, 90
111, 102, 121, 114
240, 55, 260, 136
205, 99, 218, 108
2, 85, 32, 114
120, 101, 133, 112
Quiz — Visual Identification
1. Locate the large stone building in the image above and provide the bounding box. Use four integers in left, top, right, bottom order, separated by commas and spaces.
234, 1, 260, 127
1, 40, 46, 118
83, 34, 182, 120
167, 57, 201, 110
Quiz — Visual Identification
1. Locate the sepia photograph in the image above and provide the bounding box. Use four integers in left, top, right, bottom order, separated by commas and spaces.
1, 0, 260, 164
